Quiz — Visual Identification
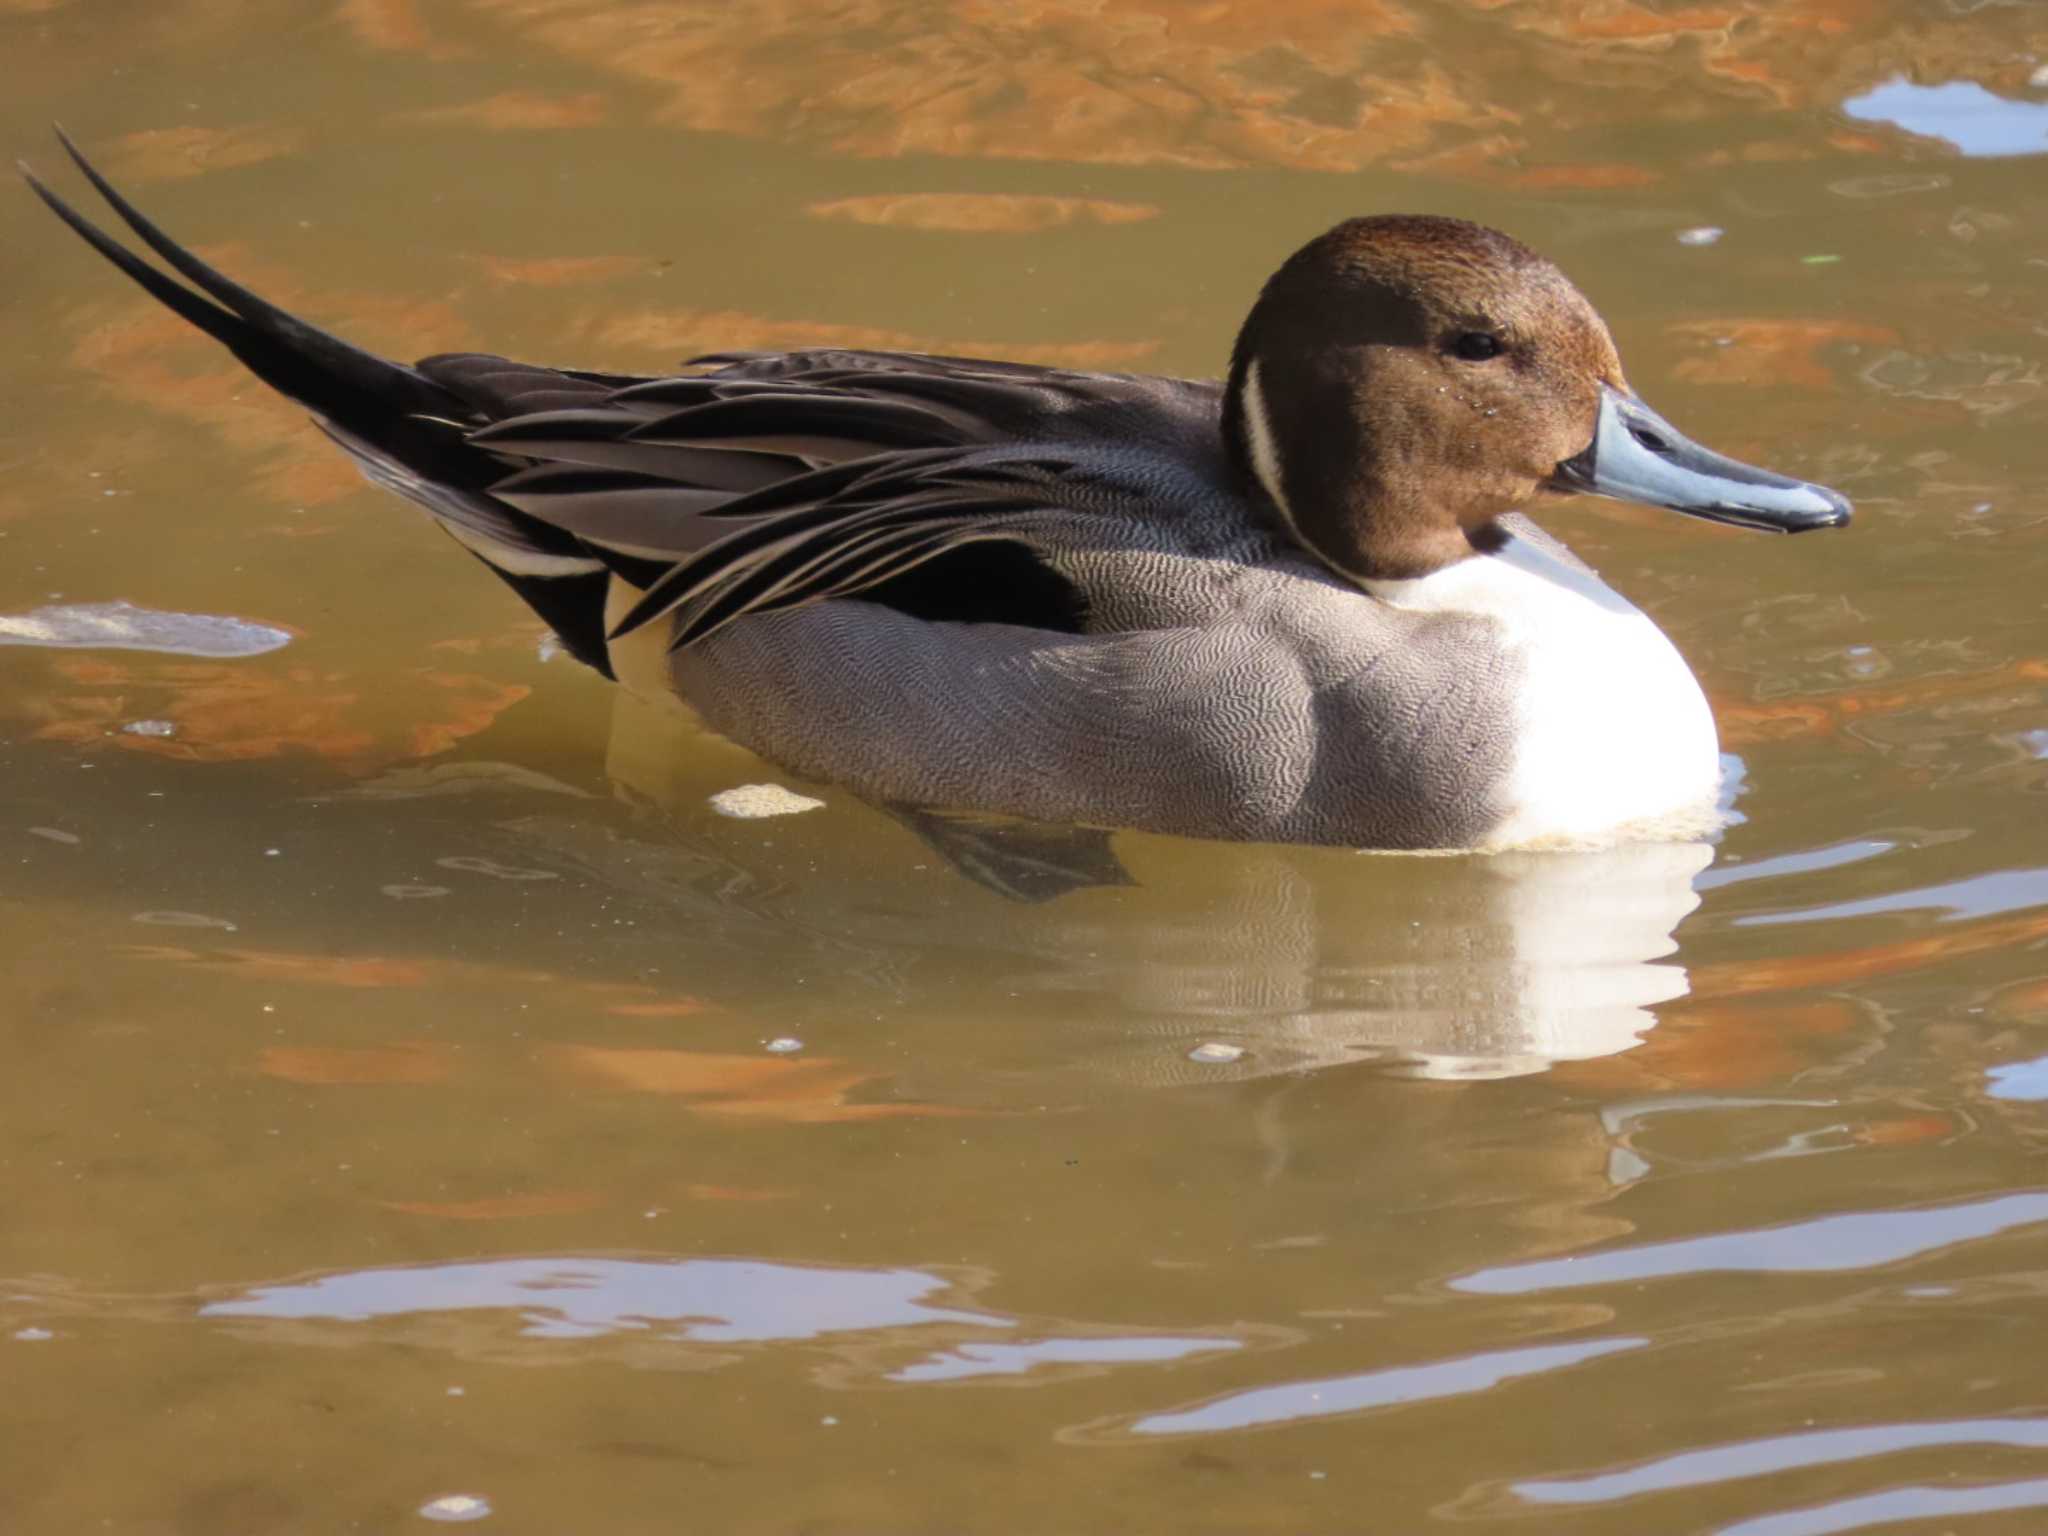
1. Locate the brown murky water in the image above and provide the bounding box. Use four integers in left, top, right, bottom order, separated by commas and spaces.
5, 1, 2048, 1531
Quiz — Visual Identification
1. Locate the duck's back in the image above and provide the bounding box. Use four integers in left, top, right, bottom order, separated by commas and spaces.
406, 347, 1280, 638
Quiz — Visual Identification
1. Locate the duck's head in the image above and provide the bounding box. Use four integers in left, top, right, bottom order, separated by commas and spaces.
1223, 216, 1850, 583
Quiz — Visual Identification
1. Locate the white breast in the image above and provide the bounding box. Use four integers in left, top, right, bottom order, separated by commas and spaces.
1367, 533, 1723, 849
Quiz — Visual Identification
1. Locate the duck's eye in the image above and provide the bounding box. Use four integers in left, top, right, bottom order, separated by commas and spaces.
1450, 331, 1504, 362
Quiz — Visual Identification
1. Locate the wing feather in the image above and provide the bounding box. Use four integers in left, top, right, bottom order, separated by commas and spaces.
601, 452, 1077, 646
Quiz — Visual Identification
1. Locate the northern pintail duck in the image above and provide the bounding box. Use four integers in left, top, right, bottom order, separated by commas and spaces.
25, 134, 1849, 852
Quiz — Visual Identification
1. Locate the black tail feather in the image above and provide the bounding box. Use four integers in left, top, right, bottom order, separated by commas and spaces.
23, 132, 629, 677
20, 158, 251, 354
26, 129, 466, 446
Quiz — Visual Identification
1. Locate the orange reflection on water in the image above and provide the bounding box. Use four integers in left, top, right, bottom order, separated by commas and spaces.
1517, 0, 1866, 106
807, 193, 1160, 232
1856, 1113, 1953, 1148
1716, 908, 2048, 997
1716, 659, 2048, 746
23, 657, 530, 772
602, 999, 711, 1019
103, 123, 304, 183
448, 0, 1480, 172
130, 943, 725, 1022
1557, 999, 1858, 1093
555, 1045, 976, 1123
1672, 317, 1902, 393
323, 0, 2038, 181
575, 305, 1156, 371
259, 1041, 455, 1085
468, 253, 644, 287
66, 245, 472, 508
403, 91, 611, 131
337, 0, 463, 58
1991, 975, 2048, 1022
1564, 901, 2048, 1094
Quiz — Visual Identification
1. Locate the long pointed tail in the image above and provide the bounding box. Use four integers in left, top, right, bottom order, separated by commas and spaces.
21, 131, 621, 672
22, 127, 465, 440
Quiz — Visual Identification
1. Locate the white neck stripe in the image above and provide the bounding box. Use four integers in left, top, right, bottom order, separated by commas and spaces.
1239, 359, 1292, 525
1240, 358, 1367, 586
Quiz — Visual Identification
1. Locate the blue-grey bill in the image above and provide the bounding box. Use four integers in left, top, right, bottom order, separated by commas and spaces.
1550, 385, 1851, 532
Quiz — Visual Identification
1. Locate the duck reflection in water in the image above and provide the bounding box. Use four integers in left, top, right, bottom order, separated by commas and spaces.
474, 693, 1714, 1088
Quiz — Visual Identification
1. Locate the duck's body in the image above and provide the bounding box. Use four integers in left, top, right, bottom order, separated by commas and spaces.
25, 136, 1845, 851
667, 534, 1714, 850
607, 362, 1713, 850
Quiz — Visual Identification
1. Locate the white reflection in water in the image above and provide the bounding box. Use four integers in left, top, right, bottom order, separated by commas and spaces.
1988, 1054, 2048, 1102
1346, 841, 1709, 1081
1516, 1416, 2048, 1504
1116, 1338, 1643, 1437
1694, 839, 1892, 891
892, 1335, 1235, 1383
1717, 1477, 2048, 1536
1453, 1191, 2048, 1295
594, 693, 1717, 1085
190, 1257, 1270, 1388
1843, 78, 2048, 158
1735, 867, 2048, 926
201, 1257, 1004, 1341
0, 600, 291, 656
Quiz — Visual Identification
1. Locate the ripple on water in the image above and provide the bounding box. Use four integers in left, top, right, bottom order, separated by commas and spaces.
199, 1257, 1008, 1342
177, 1255, 1263, 1391
1513, 1415, 2048, 1507
1733, 866, 2048, 927
1451, 1191, 2048, 1295
1714, 1477, 2048, 1536
1101, 1338, 1645, 1439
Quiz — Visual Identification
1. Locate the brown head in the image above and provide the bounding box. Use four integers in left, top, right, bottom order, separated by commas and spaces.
1222, 216, 1849, 583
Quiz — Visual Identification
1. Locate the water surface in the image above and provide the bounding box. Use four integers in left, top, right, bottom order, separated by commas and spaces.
4, 1, 2048, 1531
